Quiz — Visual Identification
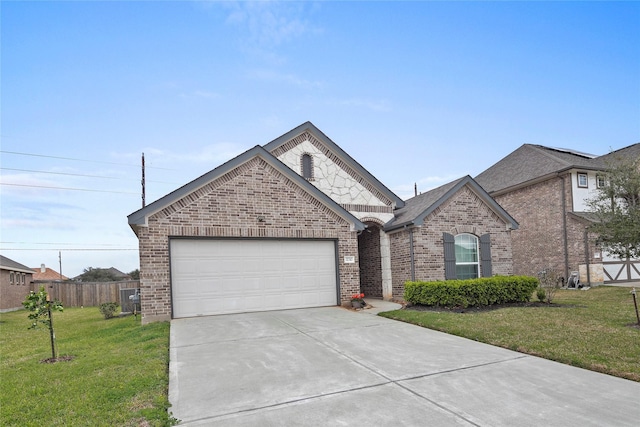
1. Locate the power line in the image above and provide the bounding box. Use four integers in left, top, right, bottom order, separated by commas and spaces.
0, 182, 139, 195
1, 248, 138, 251
2, 242, 135, 246
0, 167, 179, 185
0, 150, 176, 171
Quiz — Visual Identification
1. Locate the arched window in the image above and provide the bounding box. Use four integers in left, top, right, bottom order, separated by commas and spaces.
301, 154, 313, 180
454, 234, 479, 279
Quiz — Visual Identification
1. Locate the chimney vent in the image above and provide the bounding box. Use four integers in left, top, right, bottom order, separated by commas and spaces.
41, 264, 46, 273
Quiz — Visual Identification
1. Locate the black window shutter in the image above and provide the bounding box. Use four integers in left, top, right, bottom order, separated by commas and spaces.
480, 233, 492, 277
443, 232, 456, 280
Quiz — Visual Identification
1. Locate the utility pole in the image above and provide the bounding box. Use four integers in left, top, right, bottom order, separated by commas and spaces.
58, 251, 62, 281
141, 152, 146, 208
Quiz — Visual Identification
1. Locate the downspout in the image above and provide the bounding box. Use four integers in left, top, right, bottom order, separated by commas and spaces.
406, 225, 415, 281
584, 228, 591, 286
560, 175, 570, 281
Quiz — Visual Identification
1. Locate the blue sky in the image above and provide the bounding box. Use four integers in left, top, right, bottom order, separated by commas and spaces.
2, 1, 639, 277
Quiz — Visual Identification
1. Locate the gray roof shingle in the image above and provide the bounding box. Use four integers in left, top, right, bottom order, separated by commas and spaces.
0, 255, 34, 274
592, 143, 640, 168
384, 176, 518, 231
475, 144, 615, 194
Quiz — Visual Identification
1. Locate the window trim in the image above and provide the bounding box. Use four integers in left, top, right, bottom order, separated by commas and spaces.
454, 233, 480, 280
596, 174, 606, 189
577, 172, 588, 188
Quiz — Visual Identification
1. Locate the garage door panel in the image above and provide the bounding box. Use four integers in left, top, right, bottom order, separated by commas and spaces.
170, 239, 337, 318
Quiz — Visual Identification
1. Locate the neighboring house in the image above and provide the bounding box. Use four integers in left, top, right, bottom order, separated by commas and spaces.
73, 267, 131, 282
128, 122, 517, 323
0, 255, 34, 312
32, 264, 69, 282
475, 143, 640, 285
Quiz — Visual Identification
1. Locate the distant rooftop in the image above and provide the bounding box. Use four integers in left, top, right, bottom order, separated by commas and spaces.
32, 265, 69, 281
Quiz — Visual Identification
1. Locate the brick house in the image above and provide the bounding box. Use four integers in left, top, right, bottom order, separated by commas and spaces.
128, 122, 517, 323
0, 255, 34, 312
475, 143, 640, 285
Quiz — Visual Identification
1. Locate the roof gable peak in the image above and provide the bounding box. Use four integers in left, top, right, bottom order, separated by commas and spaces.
264, 122, 404, 209
385, 176, 518, 231
128, 144, 365, 233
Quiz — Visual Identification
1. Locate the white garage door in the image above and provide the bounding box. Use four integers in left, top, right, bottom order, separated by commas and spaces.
170, 239, 338, 318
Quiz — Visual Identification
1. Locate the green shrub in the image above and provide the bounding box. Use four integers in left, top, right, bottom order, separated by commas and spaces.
99, 302, 119, 319
536, 287, 546, 302
404, 276, 539, 308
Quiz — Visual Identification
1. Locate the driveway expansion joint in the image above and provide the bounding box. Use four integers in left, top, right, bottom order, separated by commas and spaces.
180, 381, 394, 425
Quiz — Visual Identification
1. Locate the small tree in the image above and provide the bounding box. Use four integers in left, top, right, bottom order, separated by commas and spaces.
23, 286, 64, 360
538, 269, 560, 304
587, 155, 640, 259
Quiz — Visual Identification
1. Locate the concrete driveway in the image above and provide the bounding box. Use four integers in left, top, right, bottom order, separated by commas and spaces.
169, 303, 640, 426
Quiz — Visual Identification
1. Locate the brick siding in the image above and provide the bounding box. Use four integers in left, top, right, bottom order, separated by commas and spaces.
389, 186, 514, 299
0, 270, 35, 311
358, 223, 382, 298
137, 157, 360, 323
493, 174, 598, 281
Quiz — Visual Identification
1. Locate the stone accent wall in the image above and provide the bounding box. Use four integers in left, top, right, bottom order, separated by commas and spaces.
358, 223, 382, 298
389, 185, 514, 300
493, 174, 598, 282
137, 157, 360, 323
272, 132, 395, 224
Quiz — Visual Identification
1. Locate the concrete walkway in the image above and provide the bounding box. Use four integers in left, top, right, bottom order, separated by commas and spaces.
169, 302, 640, 426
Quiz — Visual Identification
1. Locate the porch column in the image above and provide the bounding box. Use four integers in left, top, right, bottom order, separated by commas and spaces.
380, 229, 393, 300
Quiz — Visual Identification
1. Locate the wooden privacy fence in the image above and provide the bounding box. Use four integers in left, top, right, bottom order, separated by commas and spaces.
37, 280, 140, 308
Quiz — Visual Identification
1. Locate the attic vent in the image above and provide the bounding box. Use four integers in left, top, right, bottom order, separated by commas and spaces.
301, 153, 313, 180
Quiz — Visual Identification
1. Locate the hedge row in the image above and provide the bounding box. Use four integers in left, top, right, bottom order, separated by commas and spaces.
404, 276, 539, 308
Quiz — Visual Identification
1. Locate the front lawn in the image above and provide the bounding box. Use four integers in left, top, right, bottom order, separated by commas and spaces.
0, 307, 174, 426
380, 286, 640, 382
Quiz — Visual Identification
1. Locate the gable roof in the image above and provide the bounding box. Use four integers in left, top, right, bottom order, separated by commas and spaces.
475, 144, 599, 195
128, 145, 365, 234
592, 143, 640, 168
0, 255, 34, 274
476, 142, 640, 195
263, 122, 405, 209
32, 266, 69, 281
384, 176, 518, 232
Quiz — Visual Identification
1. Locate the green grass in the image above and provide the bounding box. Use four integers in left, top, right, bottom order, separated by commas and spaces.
0, 307, 174, 426
381, 286, 640, 382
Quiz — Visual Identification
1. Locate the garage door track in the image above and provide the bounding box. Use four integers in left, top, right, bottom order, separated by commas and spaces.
169, 306, 640, 426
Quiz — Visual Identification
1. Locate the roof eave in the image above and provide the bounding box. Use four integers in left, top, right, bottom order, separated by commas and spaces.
264, 121, 405, 209
390, 176, 519, 231
127, 145, 365, 233
383, 219, 416, 232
